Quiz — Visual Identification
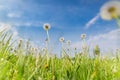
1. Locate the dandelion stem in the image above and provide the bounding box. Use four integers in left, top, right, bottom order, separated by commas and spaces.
116, 18, 120, 28
61, 42, 64, 58
46, 31, 50, 65
46, 31, 50, 42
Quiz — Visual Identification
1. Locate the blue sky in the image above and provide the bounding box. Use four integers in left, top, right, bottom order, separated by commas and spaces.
0, 0, 119, 54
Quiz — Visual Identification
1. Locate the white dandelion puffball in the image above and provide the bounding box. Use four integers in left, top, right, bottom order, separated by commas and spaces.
42, 47, 46, 51
81, 34, 86, 39
66, 40, 71, 45
18, 39, 23, 44
43, 23, 51, 31
59, 37, 65, 42
100, 1, 120, 20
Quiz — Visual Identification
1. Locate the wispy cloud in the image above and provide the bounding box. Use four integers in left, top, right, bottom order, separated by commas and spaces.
0, 5, 6, 10
7, 12, 22, 18
71, 29, 120, 53
85, 13, 100, 29
87, 29, 119, 49
12, 21, 43, 27
12, 22, 32, 27
0, 21, 43, 27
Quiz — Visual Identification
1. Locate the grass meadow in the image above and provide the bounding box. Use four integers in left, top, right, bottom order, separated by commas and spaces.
0, 0, 120, 80
0, 26, 120, 80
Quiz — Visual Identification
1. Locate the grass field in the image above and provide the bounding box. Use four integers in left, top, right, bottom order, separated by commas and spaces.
0, 1, 120, 79
0, 29, 120, 80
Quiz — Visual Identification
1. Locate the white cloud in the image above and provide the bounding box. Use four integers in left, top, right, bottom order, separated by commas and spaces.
7, 12, 22, 18
0, 5, 5, 10
88, 29, 119, 49
85, 13, 100, 29
12, 21, 43, 27
71, 29, 120, 53
0, 21, 44, 28
12, 22, 32, 27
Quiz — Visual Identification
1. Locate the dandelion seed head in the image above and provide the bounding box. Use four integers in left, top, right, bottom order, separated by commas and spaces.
81, 34, 86, 40
18, 39, 23, 47
59, 37, 65, 42
108, 6, 116, 13
35, 48, 38, 51
67, 48, 70, 51
10, 48, 13, 51
14, 49, 17, 53
18, 39, 23, 44
66, 40, 71, 45
93, 45, 100, 55
43, 23, 51, 31
74, 47, 77, 50
31, 47, 35, 51
33, 48, 37, 51
100, 1, 120, 20
42, 47, 46, 52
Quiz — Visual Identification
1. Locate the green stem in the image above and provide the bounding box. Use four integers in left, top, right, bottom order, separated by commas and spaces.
115, 17, 120, 28
47, 31, 50, 42
46, 31, 50, 65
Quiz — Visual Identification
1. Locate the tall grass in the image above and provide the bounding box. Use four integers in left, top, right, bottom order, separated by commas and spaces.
0, 30, 120, 80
